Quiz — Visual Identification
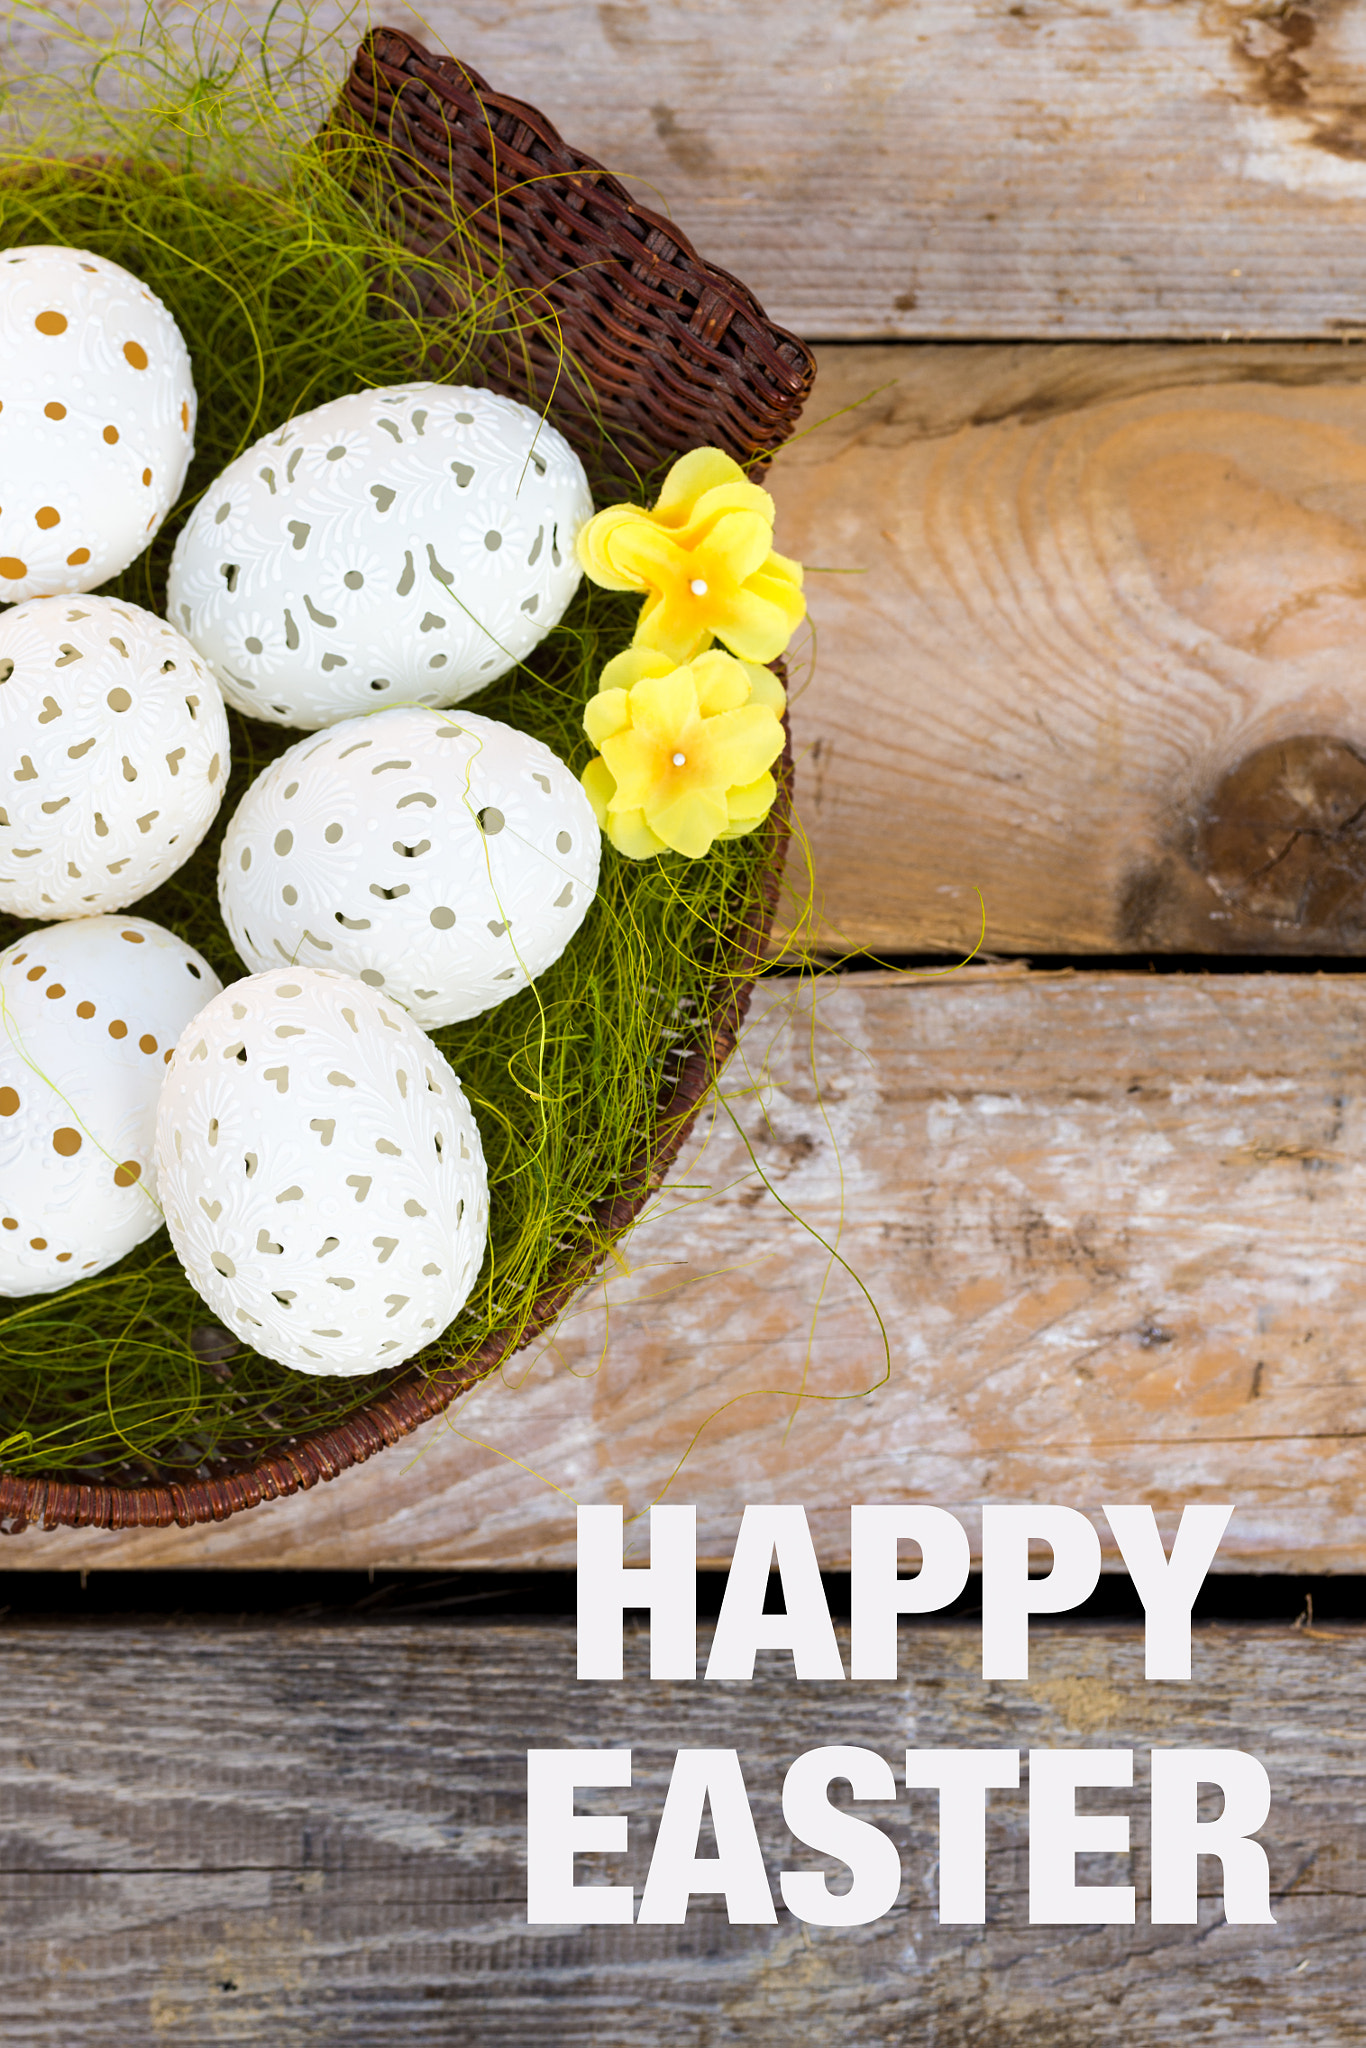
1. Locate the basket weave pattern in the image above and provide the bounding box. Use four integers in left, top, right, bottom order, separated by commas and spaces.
337, 29, 815, 480
0, 34, 806, 1535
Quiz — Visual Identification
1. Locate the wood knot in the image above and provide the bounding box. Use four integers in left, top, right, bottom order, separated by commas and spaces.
1193, 736, 1366, 931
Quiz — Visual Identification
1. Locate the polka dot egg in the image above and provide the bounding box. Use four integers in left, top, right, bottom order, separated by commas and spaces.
166, 382, 593, 729
0, 916, 221, 1298
0, 245, 196, 600
217, 708, 600, 1026
155, 967, 489, 1375
0, 595, 230, 919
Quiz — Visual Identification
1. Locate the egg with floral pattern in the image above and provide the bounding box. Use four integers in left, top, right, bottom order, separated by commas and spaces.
0, 915, 221, 1298
155, 966, 488, 1374
0, 594, 229, 918
0, 245, 196, 601
166, 382, 593, 729
216, 707, 600, 1026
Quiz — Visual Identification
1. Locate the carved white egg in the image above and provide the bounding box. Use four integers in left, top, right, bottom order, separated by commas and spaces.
216, 708, 600, 1026
0, 594, 230, 918
0, 244, 196, 601
0, 915, 222, 1298
166, 382, 593, 729
155, 966, 489, 1375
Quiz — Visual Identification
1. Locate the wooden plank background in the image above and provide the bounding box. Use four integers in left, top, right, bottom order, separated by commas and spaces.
15, 0, 1366, 342
772, 341, 1366, 958
15, 967, 1366, 1573
0, 1617, 1359, 2044
11, 0, 1366, 2036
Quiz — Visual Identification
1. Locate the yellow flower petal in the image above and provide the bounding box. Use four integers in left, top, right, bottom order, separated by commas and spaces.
645, 784, 732, 859
669, 482, 777, 553
741, 662, 787, 716
600, 727, 673, 811
576, 503, 652, 591
705, 580, 806, 664
580, 755, 617, 826
721, 771, 778, 836
631, 593, 715, 665
685, 703, 785, 793
691, 650, 753, 718
577, 446, 803, 664
584, 688, 632, 748
607, 807, 669, 859
605, 519, 689, 583
761, 548, 804, 595
624, 669, 702, 751
692, 506, 775, 586
652, 448, 750, 525
599, 647, 675, 693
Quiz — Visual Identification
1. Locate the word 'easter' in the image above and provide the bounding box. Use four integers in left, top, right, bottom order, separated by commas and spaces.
528, 1744, 1274, 1930
525, 1500, 1273, 1934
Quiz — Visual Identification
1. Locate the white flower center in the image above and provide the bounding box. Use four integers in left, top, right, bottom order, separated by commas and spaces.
672, 752, 687, 767
689, 577, 708, 597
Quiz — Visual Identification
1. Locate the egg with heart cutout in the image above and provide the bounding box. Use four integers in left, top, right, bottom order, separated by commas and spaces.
167, 382, 593, 729
0, 915, 221, 1298
0, 244, 196, 601
155, 966, 488, 1374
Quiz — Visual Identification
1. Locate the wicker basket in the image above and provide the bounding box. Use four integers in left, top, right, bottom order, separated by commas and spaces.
0, 32, 810, 1536
337, 29, 815, 481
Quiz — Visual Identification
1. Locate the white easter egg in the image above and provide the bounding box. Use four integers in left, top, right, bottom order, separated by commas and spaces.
216, 708, 600, 1026
0, 594, 230, 918
166, 382, 592, 729
155, 966, 489, 1375
0, 915, 222, 1297
0, 245, 196, 600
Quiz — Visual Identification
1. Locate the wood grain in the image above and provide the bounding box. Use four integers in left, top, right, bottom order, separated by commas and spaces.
772, 340, 1366, 956
0, 1616, 1359, 2043
23, 0, 1366, 341
14, 968, 1366, 1572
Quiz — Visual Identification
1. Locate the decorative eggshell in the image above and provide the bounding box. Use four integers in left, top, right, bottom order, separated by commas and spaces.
166, 382, 593, 729
216, 708, 601, 1026
0, 595, 230, 918
0, 916, 222, 1298
155, 967, 489, 1375
0, 245, 196, 601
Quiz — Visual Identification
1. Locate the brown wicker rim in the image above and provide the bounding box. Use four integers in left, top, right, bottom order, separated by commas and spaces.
0, 34, 808, 1535
334, 29, 816, 481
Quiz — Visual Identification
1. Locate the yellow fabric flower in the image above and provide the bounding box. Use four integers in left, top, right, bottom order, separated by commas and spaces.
581, 648, 786, 860
576, 447, 806, 665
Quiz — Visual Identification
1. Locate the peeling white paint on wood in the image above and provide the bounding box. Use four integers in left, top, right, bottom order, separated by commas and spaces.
15, 971, 1366, 1573
25, 0, 1366, 338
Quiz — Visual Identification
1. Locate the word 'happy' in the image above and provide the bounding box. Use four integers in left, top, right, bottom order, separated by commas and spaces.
524, 1502, 1274, 1930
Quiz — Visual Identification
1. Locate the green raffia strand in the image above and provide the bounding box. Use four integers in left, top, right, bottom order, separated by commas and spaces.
0, 6, 788, 1482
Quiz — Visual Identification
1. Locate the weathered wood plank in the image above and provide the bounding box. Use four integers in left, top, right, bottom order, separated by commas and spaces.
772, 341, 1366, 956
24, 0, 1366, 340
14, 969, 1366, 1571
0, 1617, 1358, 2043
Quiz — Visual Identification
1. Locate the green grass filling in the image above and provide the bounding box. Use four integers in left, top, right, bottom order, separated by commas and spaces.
0, 10, 784, 1483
